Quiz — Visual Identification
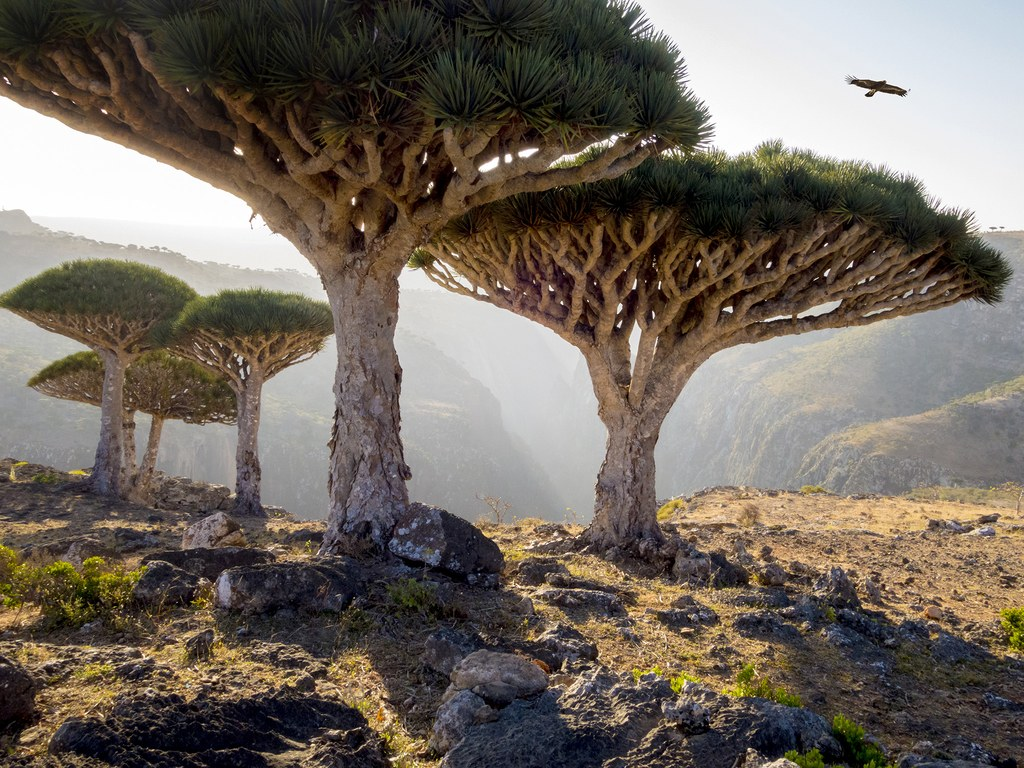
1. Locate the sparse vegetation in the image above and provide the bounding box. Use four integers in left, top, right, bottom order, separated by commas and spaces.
800, 485, 828, 495
783, 747, 827, 768
725, 663, 802, 707
737, 503, 761, 527
385, 578, 441, 617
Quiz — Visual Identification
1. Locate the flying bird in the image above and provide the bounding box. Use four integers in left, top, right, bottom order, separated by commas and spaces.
845, 76, 909, 98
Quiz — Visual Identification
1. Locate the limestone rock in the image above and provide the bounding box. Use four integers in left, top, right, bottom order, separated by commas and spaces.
132, 560, 201, 608
0, 655, 36, 723
142, 547, 275, 581
449, 651, 549, 701
388, 503, 504, 585
182, 512, 247, 549
214, 558, 362, 614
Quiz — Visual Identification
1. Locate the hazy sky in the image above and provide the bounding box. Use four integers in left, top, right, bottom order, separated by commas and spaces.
1, 0, 1021, 265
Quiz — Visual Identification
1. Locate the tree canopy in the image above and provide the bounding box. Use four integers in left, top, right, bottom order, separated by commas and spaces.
414, 141, 1011, 552
29, 350, 236, 426
1, 259, 197, 497
161, 288, 333, 516
0, 0, 711, 548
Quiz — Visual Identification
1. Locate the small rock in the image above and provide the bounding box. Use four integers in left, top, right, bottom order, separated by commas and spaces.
510, 557, 573, 587
661, 698, 710, 733
967, 526, 996, 537
183, 630, 215, 662
511, 596, 535, 616
0, 655, 36, 723
534, 587, 625, 616
532, 623, 599, 670
424, 628, 482, 677
756, 562, 787, 587
181, 511, 246, 549
142, 547, 276, 581
449, 650, 549, 700
862, 577, 883, 604
924, 606, 943, 621
430, 689, 496, 755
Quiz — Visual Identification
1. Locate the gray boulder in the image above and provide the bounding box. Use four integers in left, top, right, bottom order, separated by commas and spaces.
214, 558, 362, 614
389, 503, 504, 585
132, 560, 202, 608
531, 623, 599, 670
0, 654, 36, 723
182, 511, 246, 549
441, 672, 841, 768
430, 690, 497, 755
142, 547, 276, 581
813, 567, 861, 610
449, 650, 549, 701
424, 628, 484, 677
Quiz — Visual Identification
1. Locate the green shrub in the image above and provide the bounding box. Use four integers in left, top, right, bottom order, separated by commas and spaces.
5, 555, 144, 629
832, 714, 892, 768
385, 578, 440, 616
725, 663, 802, 707
0, 544, 30, 607
631, 666, 702, 693
30, 471, 61, 484
1000, 607, 1024, 652
784, 748, 827, 768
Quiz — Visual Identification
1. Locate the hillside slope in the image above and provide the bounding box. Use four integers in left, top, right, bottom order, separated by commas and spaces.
656, 232, 1024, 495
797, 375, 1024, 494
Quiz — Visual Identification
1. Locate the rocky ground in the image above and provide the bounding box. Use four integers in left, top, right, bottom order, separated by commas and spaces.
1, 460, 1022, 767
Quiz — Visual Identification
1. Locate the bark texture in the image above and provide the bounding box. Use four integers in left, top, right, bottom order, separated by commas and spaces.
320, 261, 410, 552
134, 414, 164, 498
233, 377, 264, 517
92, 350, 126, 497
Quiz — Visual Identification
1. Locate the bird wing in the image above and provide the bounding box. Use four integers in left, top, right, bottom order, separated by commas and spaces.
846, 75, 884, 90
876, 82, 909, 96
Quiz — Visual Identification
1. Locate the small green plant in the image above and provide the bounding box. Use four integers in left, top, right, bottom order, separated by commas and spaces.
725, 664, 802, 707
385, 577, 440, 616
1001, 607, 1024, 652
783, 748, 827, 768
800, 485, 828, 495
74, 662, 116, 682
832, 714, 892, 768
31, 471, 60, 484
656, 498, 685, 522
631, 666, 701, 693
631, 665, 665, 682
824, 606, 837, 623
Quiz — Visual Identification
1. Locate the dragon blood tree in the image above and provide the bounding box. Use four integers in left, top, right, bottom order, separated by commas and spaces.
0, 260, 196, 497
413, 142, 1011, 556
29, 350, 236, 498
0, 0, 710, 551
160, 288, 333, 517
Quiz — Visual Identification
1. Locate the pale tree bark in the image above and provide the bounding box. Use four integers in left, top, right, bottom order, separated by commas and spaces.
318, 256, 410, 553
92, 350, 126, 497
122, 409, 137, 485
233, 376, 264, 518
134, 414, 165, 498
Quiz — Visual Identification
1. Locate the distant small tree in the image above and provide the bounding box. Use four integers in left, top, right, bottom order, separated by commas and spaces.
161, 289, 333, 516
29, 350, 236, 497
414, 143, 1011, 555
1, 260, 196, 497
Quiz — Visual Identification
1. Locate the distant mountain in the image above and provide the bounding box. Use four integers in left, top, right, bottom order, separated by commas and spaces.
796, 375, 1024, 494
0, 211, 566, 521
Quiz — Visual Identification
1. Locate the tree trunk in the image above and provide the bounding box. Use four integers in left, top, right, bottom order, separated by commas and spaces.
134, 414, 164, 498
319, 260, 410, 553
233, 376, 264, 517
92, 350, 126, 497
582, 400, 668, 553
122, 409, 137, 489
